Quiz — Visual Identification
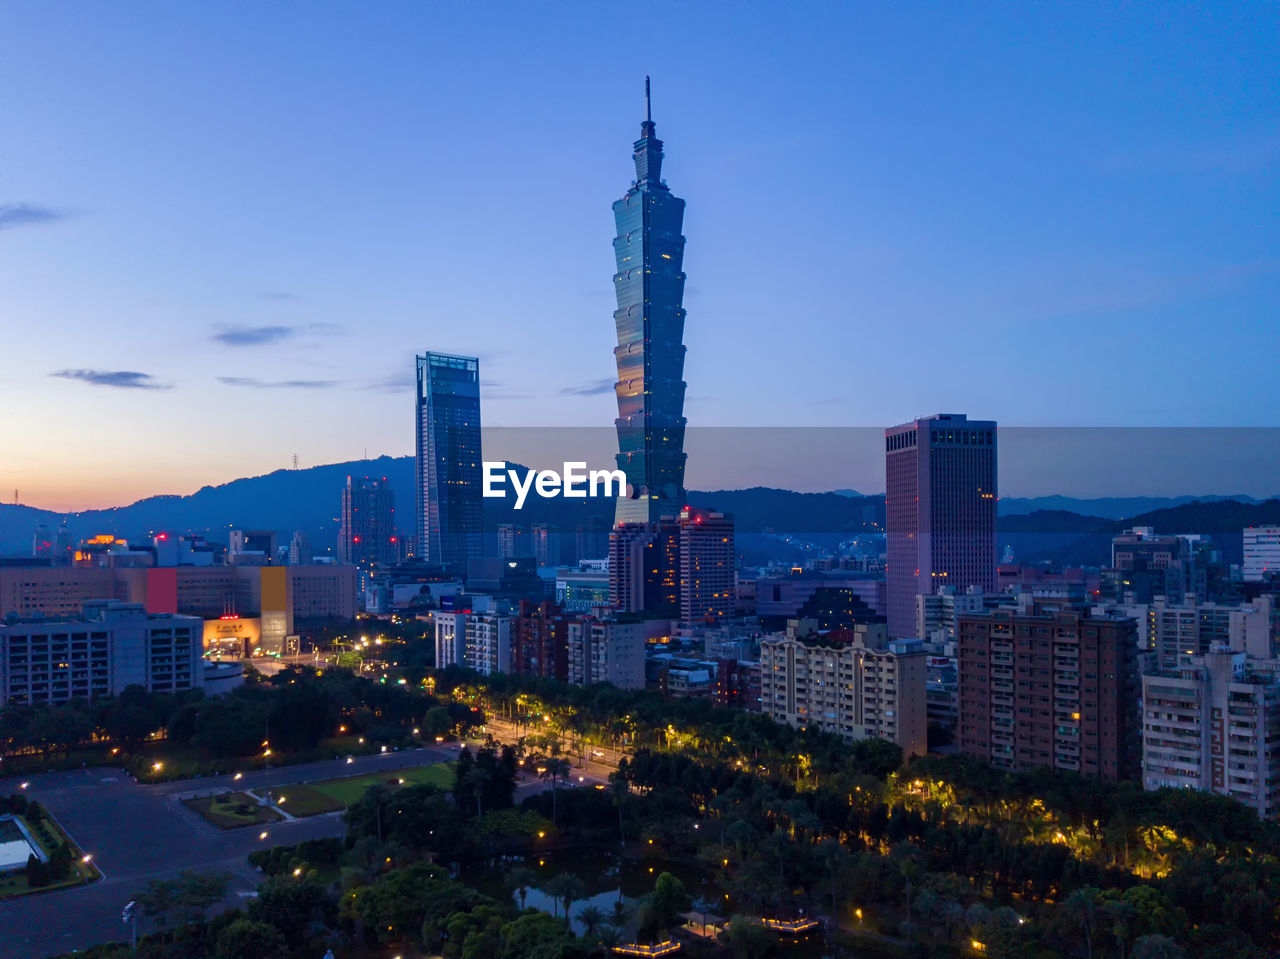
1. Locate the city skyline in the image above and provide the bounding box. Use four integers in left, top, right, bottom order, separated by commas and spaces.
3, 5, 1280, 511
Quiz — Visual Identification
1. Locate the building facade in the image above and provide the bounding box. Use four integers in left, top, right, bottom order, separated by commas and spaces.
0, 601, 203, 705
958, 606, 1140, 781
1142, 647, 1280, 818
1245, 526, 1280, 583
416, 352, 482, 568
678, 507, 735, 626
510, 600, 572, 682
338, 475, 397, 567
611, 80, 688, 526
567, 615, 652, 690
463, 597, 512, 675
885, 414, 997, 639
760, 620, 927, 758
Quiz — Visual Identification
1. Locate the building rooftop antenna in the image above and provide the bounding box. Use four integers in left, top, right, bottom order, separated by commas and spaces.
645, 75, 651, 123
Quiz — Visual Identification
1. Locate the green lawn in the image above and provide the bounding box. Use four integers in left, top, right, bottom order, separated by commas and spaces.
274, 763, 455, 817
185, 792, 284, 829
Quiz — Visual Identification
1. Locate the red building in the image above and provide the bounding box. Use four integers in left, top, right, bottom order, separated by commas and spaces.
958, 605, 1140, 782
510, 600, 573, 682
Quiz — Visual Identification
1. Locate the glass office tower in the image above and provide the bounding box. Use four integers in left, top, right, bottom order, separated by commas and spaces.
415, 352, 482, 568
611, 79, 688, 526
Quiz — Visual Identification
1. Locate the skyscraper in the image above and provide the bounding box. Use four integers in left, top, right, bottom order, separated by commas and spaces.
611, 78, 688, 526
416, 352, 482, 568
531, 523, 560, 567
338, 476, 397, 567
677, 507, 735, 625
885, 413, 997, 639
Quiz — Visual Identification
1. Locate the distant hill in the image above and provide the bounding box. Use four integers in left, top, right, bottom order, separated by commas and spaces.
998, 494, 1267, 520
998, 499, 1280, 567
2, 456, 1274, 569
0, 459, 885, 557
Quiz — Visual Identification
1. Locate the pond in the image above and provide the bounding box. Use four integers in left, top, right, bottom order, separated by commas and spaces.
0, 817, 39, 873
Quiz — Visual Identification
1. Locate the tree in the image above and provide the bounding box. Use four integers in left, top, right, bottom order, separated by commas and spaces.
544, 872, 586, 928
608, 772, 628, 845
508, 865, 539, 911
1064, 886, 1102, 959
214, 918, 288, 959
1131, 935, 1186, 959
247, 877, 333, 949
816, 838, 848, 919
136, 877, 181, 941
722, 915, 774, 959
577, 904, 605, 939
464, 765, 493, 818
647, 872, 690, 938
543, 757, 571, 825
177, 870, 229, 924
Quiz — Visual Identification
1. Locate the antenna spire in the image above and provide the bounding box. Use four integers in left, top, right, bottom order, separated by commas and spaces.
645, 76, 651, 123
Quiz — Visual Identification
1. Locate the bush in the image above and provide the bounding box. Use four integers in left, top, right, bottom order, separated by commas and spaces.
25, 801, 44, 823
8, 794, 28, 815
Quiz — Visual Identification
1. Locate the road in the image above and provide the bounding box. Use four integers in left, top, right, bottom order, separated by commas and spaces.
0, 746, 456, 959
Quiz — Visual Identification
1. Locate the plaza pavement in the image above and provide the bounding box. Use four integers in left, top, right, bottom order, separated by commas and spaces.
0, 746, 458, 959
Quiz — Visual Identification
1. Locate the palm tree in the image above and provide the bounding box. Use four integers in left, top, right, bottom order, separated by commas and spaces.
544, 872, 586, 929
508, 865, 538, 911
608, 773, 628, 845
816, 838, 846, 919
544, 757, 571, 824
611, 899, 632, 930
463, 765, 491, 818
596, 925, 623, 955
576, 904, 605, 940
1064, 886, 1101, 959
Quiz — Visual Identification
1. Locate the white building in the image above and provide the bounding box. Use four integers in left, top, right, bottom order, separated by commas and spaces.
463, 597, 511, 675
0, 600, 204, 705
1245, 526, 1280, 583
566, 616, 653, 690
434, 609, 468, 669
1142, 646, 1280, 818
760, 620, 928, 758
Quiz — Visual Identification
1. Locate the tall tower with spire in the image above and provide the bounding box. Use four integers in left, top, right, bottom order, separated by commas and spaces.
611, 77, 688, 526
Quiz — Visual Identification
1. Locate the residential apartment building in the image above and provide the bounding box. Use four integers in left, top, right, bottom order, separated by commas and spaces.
760, 620, 927, 758
958, 606, 1140, 781
1142, 646, 1280, 818
566, 616, 654, 690
463, 597, 512, 675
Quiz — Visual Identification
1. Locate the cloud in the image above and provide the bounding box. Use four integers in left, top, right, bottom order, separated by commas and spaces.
218, 376, 340, 389
363, 371, 416, 393
560, 378, 616, 397
0, 203, 66, 231
211, 325, 297, 346
51, 369, 170, 390
211, 322, 342, 346
257, 291, 297, 301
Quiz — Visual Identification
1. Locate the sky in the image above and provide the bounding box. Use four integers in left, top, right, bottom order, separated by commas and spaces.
2, 3, 1278, 511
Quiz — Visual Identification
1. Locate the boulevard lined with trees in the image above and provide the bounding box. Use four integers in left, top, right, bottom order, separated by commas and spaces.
5, 663, 1275, 958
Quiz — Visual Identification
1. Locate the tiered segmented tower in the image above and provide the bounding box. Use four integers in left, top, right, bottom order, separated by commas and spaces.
611, 78, 688, 526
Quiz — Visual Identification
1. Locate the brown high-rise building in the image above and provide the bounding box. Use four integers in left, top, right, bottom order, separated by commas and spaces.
958, 605, 1140, 781
510, 600, 573, 682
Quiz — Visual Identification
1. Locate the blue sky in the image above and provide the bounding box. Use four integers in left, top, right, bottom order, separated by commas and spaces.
2, 3, 1278, 510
